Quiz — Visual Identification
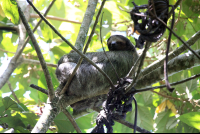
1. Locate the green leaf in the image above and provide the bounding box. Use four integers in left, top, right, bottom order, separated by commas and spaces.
14, 126, 30, 133
1, 0, 19, 24
125, 104, 154, 132
0, 32, 17, 57
0, 114, 25, 128
155, 111, 170, 132
21, 112, 38, 127
40, 22, 53, 42
54, 112, 75, 133
75, 112, 95, 133
2, 97, 25, 111
178, 112, 200, 130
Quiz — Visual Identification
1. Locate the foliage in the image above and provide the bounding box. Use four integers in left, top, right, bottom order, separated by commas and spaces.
0, 0, 200, 133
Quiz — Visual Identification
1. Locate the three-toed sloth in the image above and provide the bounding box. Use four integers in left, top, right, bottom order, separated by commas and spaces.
56, 35, 138, 111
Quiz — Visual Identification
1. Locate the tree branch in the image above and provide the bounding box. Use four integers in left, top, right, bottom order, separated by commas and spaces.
60, 0, 111, 94
61, 109, 82, 133
126, 42, 151, 93
152, 12, 200, 60
74, 0, 98, 51
0, 0, 56, 89
0, 26, 18, 32
18, 1, 55, 101
169, 0, 182, 17
23, 58, 57, 67
134, 49, 200, 91
30, 84, 48, 95
30, 14, 81, 24
133, 73, 200, 93
0, 1, 31, 89
15, 0, 57, 62
140, 30, 200, 80
7, 81, 20, 103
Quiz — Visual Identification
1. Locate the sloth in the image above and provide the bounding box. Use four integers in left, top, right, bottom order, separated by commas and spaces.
55, 35, 139, 111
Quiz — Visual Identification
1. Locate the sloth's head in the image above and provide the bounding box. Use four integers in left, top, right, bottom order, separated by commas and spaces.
107, 35, 135, 51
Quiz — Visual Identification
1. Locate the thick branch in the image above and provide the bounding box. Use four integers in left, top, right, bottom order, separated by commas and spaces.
135, 49, 200, 90
140, 30, 200, 79
60, 0, 109, 94
31, 97, 60, 133
74, 0, 98, 51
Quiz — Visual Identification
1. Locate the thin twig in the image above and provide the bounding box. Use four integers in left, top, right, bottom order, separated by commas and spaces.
150, 0, 157, 17
150, 12, 200, 60
169, 0, 182, 18
23, 58, 57, 67
62, 109, 82, 133
26, 0, 114, 92
30, 14, 81, 24
0, 48, 16, 54
132, 73, 200, 94
61, 0, 99, 94
18, 2, 55, 101
126, 42, 151, 93
30, 84, 48, 95
100, 12, 120, 81
164, 5, 175, 91
7, 81, 20, 103
151, 90, 182, 101
174, 2, 182, 27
